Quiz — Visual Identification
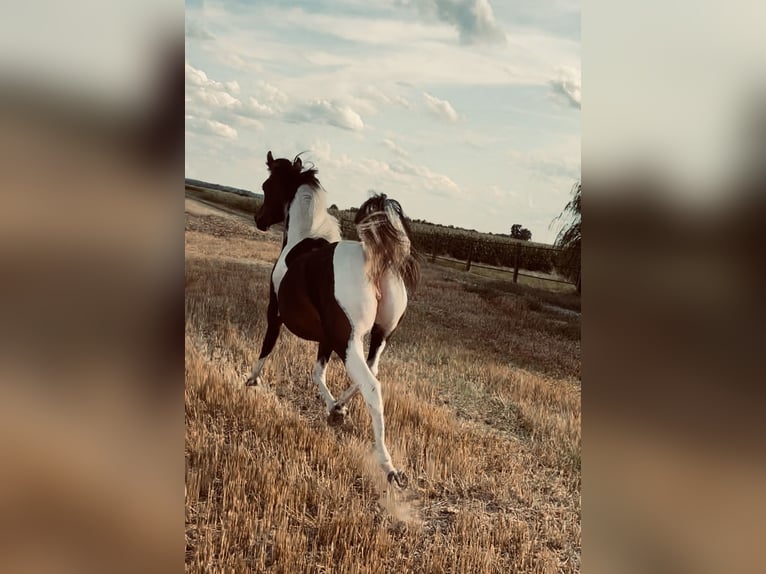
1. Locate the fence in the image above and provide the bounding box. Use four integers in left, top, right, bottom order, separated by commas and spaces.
429, 244, 580, 290
336, 215, 580, 291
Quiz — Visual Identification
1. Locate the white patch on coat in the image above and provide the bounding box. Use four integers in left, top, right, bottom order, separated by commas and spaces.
375, 270, 408, 333
332, 241, 377, 332
272, 185, 341, 296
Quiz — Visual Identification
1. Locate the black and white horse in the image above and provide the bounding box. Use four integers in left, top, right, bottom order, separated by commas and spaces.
247, 151, 419, 487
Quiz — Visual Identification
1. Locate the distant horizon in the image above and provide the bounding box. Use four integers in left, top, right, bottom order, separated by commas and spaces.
186, 176, 561, 246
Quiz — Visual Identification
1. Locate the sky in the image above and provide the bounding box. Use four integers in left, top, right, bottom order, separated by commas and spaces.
185, 0, 580, 244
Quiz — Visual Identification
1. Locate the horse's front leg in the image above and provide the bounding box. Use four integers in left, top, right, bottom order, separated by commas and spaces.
246, 284, 282, 386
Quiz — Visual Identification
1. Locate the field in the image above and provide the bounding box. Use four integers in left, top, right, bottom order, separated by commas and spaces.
185, 196, 581, 573
185, 184, 578, 291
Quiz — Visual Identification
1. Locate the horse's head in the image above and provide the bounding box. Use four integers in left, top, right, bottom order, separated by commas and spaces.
255, 151, 316, 231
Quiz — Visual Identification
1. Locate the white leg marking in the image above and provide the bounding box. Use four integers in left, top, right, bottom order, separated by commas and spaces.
313, 360, 336, 412
335, 383, 359, 408
246, 357, 266, 386
367, 339, 386, 377
345, 338, 396, 475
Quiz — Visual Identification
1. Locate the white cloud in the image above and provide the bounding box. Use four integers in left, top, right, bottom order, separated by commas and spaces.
389, 158, 462, 196
307, 144, 461, 200
195, 89, 239, 109
360, 85, 410, 109
285, 100, 365, 131
383, 138, 409, 158
184, 1, 580, 242
185, 17, 215, 41
550, 67, 581, 109
279, 6, 455, 46
423, 92, 459, 122
186, 61, 276, 133
186, 61, 241, 110
396, 0, 506, 44
188, 61, 371, 134
196, 4, 576, 92
242, 97, 275, 116
185, 115, 238, 140
508, 149, 580, 181
347, 85, 411, 116
185, 61, 210, 88
311, 139, 333, 163
257, 81, 288, 105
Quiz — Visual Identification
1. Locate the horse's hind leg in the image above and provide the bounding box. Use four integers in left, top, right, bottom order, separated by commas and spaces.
313, 342, 340, 416
366, 323, 388, 377
246, 286, 282, 386
344, 335, 408, 488
333, 294, 405, 408
330, 324, 390, 411
368, 271, 407, 376
329, 322, 393, 416
333, 382, 359, 412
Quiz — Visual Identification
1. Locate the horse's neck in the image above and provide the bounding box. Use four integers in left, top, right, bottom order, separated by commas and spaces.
283, 185, 341, 248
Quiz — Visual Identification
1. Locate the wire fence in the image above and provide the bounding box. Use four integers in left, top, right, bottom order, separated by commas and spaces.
427, 246, 579, 290
337, 214, 580, 291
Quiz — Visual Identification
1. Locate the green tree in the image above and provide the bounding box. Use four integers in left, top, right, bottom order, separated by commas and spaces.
510, 224, 532, 241
552, 181, 581, 292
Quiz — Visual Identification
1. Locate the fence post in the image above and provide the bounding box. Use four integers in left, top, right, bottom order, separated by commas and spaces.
465, 244, 473, 271
513, 244, 521, 283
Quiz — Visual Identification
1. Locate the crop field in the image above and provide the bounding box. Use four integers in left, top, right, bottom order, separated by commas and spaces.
185, 196, 581, 573
184, 185, 578, 291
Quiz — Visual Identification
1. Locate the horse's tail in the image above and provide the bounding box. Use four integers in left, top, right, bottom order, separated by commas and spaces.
354, 193, 420, 291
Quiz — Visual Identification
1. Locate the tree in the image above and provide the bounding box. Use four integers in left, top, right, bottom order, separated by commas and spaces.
510, 224, 532, 241
329, 204, 339, 211
552, 181, 581, 292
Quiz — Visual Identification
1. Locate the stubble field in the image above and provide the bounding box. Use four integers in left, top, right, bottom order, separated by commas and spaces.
185, 197, 581, 573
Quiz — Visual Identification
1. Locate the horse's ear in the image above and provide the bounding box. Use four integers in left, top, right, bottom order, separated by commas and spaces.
266, 150, 274, 167
293, 156, 302, 170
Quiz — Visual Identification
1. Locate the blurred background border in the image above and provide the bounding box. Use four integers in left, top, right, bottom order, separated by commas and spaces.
0, 1, 764, 573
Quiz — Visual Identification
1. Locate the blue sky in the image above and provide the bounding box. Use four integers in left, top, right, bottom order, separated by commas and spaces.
185, 0, 580, 243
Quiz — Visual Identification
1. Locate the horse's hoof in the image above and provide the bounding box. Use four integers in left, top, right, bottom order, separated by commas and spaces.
387, 470, 408, 489
327, 404, 348, 426
245, 375, 262, 387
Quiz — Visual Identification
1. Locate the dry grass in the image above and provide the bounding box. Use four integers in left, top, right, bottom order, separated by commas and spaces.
185, 199, 581, 573
430, 256, 577, 294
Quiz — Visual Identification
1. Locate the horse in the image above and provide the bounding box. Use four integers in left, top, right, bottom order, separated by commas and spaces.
246, 151, 419, 488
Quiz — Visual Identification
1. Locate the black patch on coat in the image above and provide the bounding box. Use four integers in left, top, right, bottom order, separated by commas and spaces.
285, 237, 332, 266
277, 240, 353, 361
367, 323, 386, 364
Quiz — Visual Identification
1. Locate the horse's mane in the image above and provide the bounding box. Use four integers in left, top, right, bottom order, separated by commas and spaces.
268, 152, 321, 191
296, 167, 320, 190
293, 151, 320, 190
